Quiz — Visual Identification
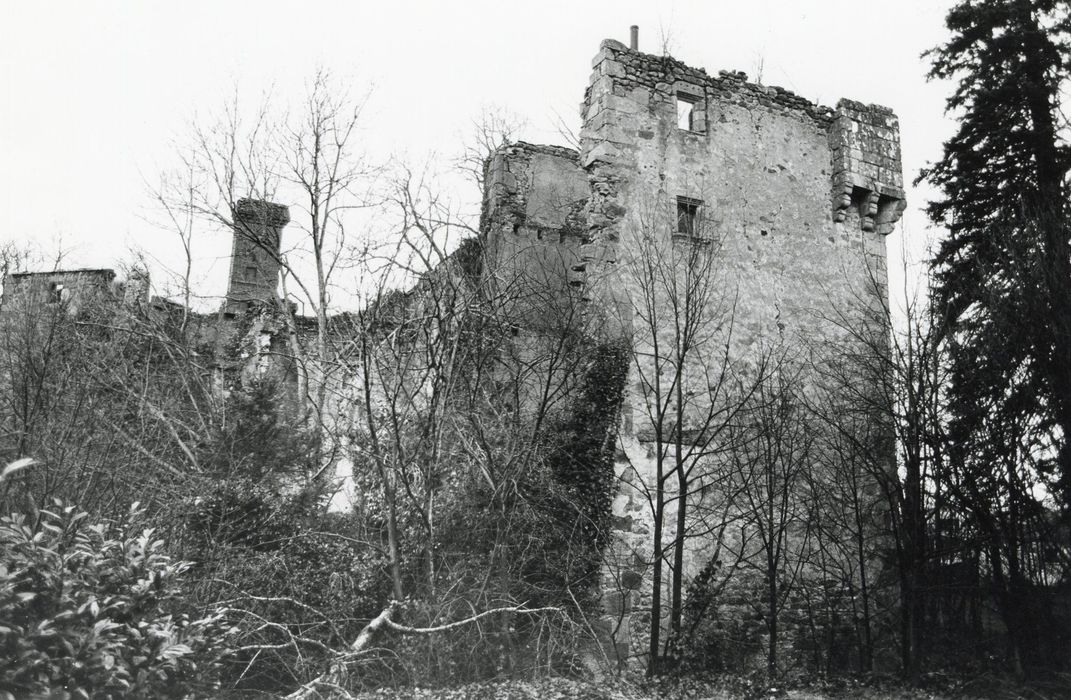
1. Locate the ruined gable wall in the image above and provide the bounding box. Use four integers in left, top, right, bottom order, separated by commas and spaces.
482, 142, 588, 330
1, 269, 118, 318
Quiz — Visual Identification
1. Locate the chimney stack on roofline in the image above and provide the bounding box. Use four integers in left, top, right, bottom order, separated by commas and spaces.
630, 25, 638, 50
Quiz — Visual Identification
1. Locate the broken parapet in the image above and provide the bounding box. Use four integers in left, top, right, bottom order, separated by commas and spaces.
225, 199, 290, 315
571, 38, 907, 312
830, 99, 907, 234
481, 142, 589, 325
582, 38, 837, 165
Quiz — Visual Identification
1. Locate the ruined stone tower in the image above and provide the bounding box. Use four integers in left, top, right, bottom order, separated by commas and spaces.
482, 37, 904, 667
225, 198, 290, 315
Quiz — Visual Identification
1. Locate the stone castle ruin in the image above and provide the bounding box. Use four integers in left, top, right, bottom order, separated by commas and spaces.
482, 35, 903, 667
1, 34, 904, 671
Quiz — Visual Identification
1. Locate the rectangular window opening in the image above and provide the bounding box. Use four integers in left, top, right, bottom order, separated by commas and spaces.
48, 282, 65, 304
245, 266, 259, 281
676, 92, 702, 132
676, 94, 696, 131
677, 196, 703, 237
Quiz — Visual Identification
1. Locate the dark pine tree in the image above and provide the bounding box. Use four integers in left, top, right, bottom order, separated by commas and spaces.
923, 0, 1071, 501
922, 0, 1071, 675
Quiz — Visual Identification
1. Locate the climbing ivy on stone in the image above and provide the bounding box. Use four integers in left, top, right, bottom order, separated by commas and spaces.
546, 339, 630, 587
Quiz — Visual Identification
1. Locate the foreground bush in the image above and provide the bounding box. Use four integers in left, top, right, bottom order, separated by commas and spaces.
176, 480, 390, 692
0, 500, 228, 699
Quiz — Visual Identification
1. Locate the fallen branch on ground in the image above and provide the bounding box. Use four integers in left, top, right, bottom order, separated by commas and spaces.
284, 601, 561, 699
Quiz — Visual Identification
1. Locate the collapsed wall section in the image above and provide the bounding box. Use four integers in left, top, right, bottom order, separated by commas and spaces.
1, 269, 118, 317
481, 142, 589, 330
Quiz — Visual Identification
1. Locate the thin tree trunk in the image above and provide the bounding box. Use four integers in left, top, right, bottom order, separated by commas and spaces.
648, 446, 665, 676
767, 548, 778, 675
854, 497, 873, 671
669, 377, 687, 649
360, 335, 404, 601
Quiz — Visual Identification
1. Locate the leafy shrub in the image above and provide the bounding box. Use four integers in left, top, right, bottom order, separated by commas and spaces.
0, 500, 229, 699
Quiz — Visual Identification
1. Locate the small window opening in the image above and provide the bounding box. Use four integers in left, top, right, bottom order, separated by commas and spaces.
245, 266, 258, 281
677, 196, 703, 236
677, 93, 699, 131
48, 282, 65, 304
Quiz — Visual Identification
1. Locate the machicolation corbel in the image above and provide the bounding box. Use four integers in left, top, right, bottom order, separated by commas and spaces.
829, 99, 906, 234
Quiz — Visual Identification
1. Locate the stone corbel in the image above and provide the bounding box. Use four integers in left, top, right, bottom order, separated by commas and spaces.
861, 190, 881, 232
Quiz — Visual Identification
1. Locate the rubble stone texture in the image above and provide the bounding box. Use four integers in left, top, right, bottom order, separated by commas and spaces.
482, 39, 904, 667
225, 198, 290, 315
1, 269, 118, 317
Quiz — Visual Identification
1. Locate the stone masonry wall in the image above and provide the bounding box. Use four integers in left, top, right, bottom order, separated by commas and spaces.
576, 39, 901, 335
484, 39, 904, 669
830, 100, 907, 237
1, 269, 117, 318
577, 39, 903, 669
225, 198, 290, 316
482, 142, 589, 330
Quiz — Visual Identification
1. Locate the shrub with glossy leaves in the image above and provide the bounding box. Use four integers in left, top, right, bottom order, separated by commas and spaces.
0, 500, 228, 699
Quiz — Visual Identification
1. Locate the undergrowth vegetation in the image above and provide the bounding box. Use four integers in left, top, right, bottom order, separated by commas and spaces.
0, 491, 228, 698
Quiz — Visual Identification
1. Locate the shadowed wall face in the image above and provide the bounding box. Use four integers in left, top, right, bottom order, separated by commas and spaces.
482, 142, 589, 331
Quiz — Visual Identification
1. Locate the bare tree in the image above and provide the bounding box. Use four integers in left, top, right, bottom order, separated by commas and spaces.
815, 261, 947, 681
613, 196, 760, 673
154, 71, 377, 479
803, 383, 887, 673
729, 358, 815, 676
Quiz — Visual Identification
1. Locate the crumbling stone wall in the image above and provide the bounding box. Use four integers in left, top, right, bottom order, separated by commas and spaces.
482, 142, 589, 331
483, 38, 904, 670
575, 39, 901, 335
830, 99, 907, 237
579, 39, 902, 670
1, 269, 118, 318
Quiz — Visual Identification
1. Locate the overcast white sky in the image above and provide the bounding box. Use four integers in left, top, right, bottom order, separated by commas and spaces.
2, 0, 955, 303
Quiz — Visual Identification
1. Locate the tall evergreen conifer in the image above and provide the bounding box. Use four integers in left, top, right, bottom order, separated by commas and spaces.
923, 0, 1071, 501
